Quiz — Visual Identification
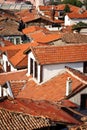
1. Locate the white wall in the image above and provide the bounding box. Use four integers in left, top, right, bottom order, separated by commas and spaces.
28, 52, 83, 83
28, 52, 41, 83
2, 54, 17, 72
28, 52, 35, 75
65, 15, 87, 26
36, 0, 44, 9
69, 87, 87, 106
42, 62, 83, 82
45, 25, 61, 31
0, 82, 14, 98
4, 36, 22, 45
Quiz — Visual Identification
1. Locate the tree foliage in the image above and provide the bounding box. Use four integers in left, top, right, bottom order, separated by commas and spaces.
64, 4, 70, 12
62, 0, 83, 7
72, 22, 87, 32
50, 0, 61, 5
83, 0, 87, 9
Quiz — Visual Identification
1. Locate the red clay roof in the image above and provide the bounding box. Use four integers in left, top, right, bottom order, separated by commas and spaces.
22, 26, 46, 34
36, 33, 62, 43
57, 99, 78, 108
18, 67, 87, 102
0, 69, 28, 85
39, 4, 80, 12
0, 103, 51, 130
68, 11, 87, 19
0, 98, 80, 124
30, 44, 87, 65
22, 14, 40, 23
2, 42, 39, 68
0, 69, 30, 97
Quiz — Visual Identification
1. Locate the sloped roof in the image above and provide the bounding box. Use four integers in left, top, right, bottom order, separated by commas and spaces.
0, 69, 29, 97
39, 4, 80, 12
2, 42, 39, 68
0, 107, 51, 130
0, 69, 28, 85
0, 39, 13, 47
0, 98, 80, 125
36, 33, 62, 43
30, 44, 87, 65
68, 11, 87, 19
18, 67, 87, 102
22, 26, 46, 34
62, 33, 87, 43
0, 19, 22, 36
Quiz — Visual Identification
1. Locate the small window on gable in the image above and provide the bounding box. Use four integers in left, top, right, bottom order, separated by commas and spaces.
34, 61, 38, 79
30, 58, 33, 75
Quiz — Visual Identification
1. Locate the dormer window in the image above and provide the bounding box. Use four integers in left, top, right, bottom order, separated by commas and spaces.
34, 61, 38, 79
30, 58, 33, 75
30, 58, 38, 80
29, 56, 42, 83
6, 61, 11, 72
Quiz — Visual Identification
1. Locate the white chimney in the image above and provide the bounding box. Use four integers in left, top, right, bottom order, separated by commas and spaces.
66, 77, 72, 96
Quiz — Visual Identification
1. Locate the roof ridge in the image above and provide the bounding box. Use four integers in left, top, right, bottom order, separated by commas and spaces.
65, 66, 87, 84
0, 69, 27, 75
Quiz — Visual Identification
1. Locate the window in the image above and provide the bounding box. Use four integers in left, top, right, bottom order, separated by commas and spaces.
6, 61, 11, 72
83, 62, 87, 73
16, 38, 20, 44
30, 58, 33, 75
34, 61, 38, 79
9, 38, 14, 44
80, 94, 87, 109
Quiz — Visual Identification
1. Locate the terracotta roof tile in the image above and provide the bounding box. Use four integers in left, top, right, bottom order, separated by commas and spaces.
18, 67, 87, 102
22, 14, 40, 23
2, 42, 39, 68
0, 69, 28, 85
22, 26, 46, 34
65, 66, 87, 82
39, 4, 80, 12
36, 33, 62, 43
0, 107, 51, 130
31, 44, 87, 65
40, 15, 64, 23
68, 11, 87, 19
62, 33, 87, 43
16, 9, 38, 18
0, 38, 13, 47
0, 99, 80, 124
57, 99, 78, 108
10, 81, 26, 97
29, 31, 46, 41
0, 19, 22, 36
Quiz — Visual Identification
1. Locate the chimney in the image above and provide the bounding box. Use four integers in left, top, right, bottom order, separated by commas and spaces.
66, 77, 72, 96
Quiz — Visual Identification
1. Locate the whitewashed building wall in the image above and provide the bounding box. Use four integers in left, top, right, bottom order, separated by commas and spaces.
42, 62, 83, 82
65, 15, 87, 26
28, 52, 83, 83
69, 87, 87, 106
2, 54, 17, 72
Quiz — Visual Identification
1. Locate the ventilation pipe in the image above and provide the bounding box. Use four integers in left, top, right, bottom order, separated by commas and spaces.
66, 77, 72, 96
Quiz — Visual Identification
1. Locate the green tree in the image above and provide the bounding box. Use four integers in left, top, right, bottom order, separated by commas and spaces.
64, 4, 70, 12
50, 0, 61, 5
62, 0, 82, 7
83, 0, 87, 9
72, 22, 87, 32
